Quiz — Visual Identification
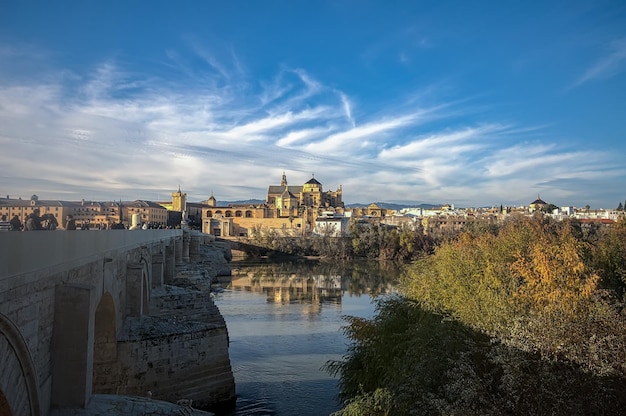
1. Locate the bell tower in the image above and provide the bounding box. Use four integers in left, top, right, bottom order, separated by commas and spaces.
207, 191, 217, 207
172, 186, 187, 212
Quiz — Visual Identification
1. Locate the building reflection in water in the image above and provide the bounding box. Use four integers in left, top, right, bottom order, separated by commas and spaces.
225, 259, 400, 311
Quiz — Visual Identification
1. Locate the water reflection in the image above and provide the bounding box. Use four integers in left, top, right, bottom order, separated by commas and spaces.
230, 258, 399, 302
212, 258, 401, 416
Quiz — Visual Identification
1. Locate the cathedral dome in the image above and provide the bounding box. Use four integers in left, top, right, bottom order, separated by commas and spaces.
530, 196, 546, 206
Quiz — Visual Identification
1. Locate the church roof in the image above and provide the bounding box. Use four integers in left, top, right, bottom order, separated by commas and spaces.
531, 195, 547, 205
281, 187, 296, 198
305, 177, 321, 185
268, 185, 303, 195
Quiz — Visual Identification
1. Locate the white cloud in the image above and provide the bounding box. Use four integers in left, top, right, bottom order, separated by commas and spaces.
0, 43, 622, 208
378, 124, 505, 161
302, 111, 428, 155
275, 126, 333, 147
573, 38, 626, 87
339, 92, 355, 128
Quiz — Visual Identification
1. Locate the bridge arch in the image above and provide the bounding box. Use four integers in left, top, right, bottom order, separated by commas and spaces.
0, 313, 41, 416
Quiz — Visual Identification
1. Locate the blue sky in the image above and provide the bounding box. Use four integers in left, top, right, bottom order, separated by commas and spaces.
1, 1, 625, 208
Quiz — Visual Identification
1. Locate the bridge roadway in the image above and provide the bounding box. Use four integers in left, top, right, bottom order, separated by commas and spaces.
0, 229, 235, 415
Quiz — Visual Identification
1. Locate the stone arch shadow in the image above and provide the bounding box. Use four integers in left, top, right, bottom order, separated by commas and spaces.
93, 292, 117, 394
140, 256, 151, 316
0, 313, 41, 416
126, 256, 152, 317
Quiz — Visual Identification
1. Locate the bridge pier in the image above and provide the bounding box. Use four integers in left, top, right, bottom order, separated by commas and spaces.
152, 253, 164, 289
165, 244, 176, 283
51, 283, 96, 409
175, 238, 183, 265
182, 233, 191, 263
126, 262, 148, 318
190, 232, 200, 256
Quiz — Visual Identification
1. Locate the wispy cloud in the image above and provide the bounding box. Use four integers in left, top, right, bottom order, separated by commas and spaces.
339, 92, 355, 128
378, 124, 507, 162
0, 41, 622, 207
572, 38, 626, 87
302, 111, 432, 155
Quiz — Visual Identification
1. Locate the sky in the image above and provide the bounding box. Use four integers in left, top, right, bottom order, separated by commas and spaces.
1, 1, 625, 208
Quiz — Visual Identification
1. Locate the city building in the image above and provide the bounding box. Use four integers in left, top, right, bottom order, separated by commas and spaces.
314, 212, 350, 237
0, 195, 168, 229
529, 195, 547, 212
158, 186, 204, 227
202, 173, 346, 237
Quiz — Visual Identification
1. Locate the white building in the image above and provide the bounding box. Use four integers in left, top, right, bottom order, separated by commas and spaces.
313, 212, 350, 237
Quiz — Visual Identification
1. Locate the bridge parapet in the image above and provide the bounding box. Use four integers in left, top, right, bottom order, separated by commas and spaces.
0, 229, 183, 280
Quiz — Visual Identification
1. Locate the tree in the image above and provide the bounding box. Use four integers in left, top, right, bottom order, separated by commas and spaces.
402, 215, 626, 374
329, 215, 626, 415
540, 203, 559, 213
617, 202, 624, 211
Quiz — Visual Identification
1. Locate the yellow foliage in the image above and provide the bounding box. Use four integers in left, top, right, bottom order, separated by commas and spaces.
403, 214, 600, 334
510, 222, 599, 316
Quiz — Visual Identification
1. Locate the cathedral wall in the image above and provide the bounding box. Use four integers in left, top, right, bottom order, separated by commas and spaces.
231, 217, 305, 236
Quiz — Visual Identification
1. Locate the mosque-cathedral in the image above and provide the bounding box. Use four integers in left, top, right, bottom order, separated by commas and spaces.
183, 173, 351, 237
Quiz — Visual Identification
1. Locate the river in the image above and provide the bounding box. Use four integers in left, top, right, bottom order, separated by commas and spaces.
211, 258, 401, 416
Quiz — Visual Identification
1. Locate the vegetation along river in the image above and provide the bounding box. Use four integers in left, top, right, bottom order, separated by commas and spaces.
211, 258, 401, 416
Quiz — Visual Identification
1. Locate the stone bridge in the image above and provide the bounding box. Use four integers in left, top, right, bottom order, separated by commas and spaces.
0, 229, 235, 416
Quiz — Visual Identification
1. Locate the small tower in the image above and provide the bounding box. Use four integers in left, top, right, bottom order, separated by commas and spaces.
172, 186, 187, 212
281, 171, 288, 186
207, 191, 217, 207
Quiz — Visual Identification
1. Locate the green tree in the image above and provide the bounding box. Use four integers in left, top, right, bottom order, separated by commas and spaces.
540, 203, 559, 213
402, 214, 625, 374
592, 217, 626, 299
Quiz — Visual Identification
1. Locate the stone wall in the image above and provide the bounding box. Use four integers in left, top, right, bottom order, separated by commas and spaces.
92, 235, 236, 409
0, 230, 235, 414
93, 316, 234, 408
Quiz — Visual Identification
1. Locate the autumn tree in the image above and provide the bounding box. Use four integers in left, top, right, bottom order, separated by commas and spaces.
402, 214, 626, 375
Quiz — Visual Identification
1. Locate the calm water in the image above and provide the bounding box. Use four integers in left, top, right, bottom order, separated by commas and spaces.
211, 258, 400, 416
